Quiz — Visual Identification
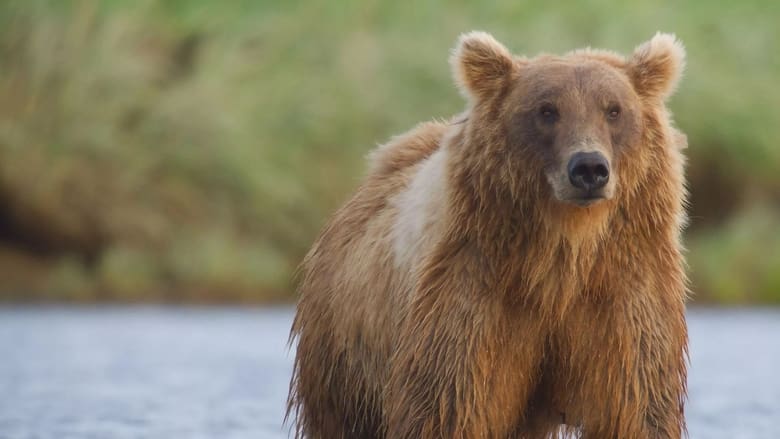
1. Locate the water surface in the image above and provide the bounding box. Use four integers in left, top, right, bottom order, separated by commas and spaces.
0, 307, 777, 438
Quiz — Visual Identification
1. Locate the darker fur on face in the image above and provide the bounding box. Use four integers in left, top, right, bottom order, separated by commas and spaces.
288, 32, 689, 439
475, 58, 646, 212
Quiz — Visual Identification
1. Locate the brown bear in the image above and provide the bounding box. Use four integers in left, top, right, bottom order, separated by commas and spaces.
288, 31, 689, 439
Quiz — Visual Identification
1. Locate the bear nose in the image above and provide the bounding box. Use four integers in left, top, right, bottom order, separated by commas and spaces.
567, 152, 610, 191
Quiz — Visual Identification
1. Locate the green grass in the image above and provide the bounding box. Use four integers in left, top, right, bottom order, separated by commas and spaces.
688, 206, 780, 304
0, 0, 777, 303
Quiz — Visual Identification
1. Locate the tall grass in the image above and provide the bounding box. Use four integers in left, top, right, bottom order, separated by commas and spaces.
0, 0, 777, 303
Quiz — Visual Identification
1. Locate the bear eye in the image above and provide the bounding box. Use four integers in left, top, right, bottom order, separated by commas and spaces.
606, 104, 621, 121
538, 104, 559, 123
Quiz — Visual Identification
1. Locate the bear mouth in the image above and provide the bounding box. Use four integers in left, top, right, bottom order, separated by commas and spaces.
567, 194, 607, 207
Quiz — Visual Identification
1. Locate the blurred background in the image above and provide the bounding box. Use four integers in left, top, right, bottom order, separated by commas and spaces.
1, 2, 779, 438
0, 0, 778, 305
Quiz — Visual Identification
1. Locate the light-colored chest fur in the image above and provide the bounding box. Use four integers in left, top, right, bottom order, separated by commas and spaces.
390, 147, 449, 273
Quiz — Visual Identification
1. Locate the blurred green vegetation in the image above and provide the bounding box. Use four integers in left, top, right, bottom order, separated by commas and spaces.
0, 0, 777, 303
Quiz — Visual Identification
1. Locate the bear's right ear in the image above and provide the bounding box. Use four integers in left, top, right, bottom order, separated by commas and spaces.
451, 31, 515, 101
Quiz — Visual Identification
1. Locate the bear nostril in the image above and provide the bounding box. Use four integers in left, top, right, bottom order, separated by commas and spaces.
593, 164, 609, 179
568, 152, 610, 191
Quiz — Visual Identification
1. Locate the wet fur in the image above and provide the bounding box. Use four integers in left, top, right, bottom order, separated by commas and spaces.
288, 32, 689, 438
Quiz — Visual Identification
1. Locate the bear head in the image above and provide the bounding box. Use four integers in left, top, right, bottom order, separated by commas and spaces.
449, 32, 686, 232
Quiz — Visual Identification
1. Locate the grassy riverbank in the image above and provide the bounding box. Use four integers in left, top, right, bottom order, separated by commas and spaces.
0, 0, 777, 303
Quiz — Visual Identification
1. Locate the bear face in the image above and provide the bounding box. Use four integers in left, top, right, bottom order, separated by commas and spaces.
451, 32, 684, 213
508, 59, 641, 205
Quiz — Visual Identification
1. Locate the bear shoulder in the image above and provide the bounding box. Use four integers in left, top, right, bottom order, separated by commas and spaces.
367, 120, 451, 177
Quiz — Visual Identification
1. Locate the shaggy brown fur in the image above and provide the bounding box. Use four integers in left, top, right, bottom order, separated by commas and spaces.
288, 31, 689, 438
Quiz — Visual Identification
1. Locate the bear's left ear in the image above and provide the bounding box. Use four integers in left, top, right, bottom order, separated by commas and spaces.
451, 31, 515, 101
628, 33, 686, 100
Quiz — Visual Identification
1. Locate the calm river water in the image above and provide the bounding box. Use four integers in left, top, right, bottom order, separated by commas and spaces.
0, 307, 778, 438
